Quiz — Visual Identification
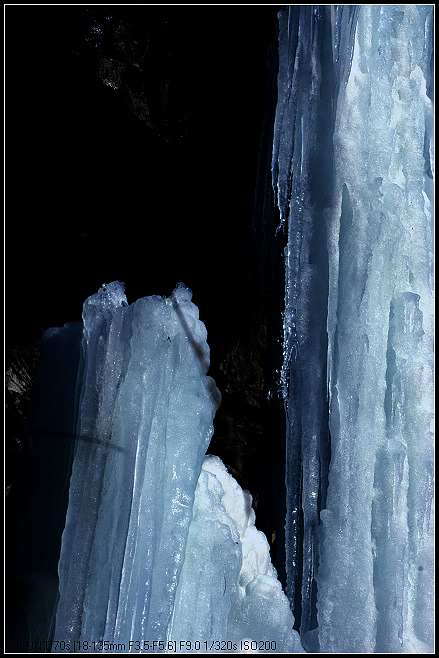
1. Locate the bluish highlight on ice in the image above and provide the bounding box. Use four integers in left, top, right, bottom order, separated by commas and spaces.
50, 3, 433, 654
272, 4, 434, 653
52, 282, 303, 653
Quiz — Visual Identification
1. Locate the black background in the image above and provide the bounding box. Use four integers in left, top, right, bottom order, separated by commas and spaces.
7, 5, 279, 352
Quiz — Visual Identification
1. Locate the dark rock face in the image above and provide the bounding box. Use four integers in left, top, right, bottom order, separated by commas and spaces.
5, 330, 42, 499
210, 317, 267, 484
92, 9, 192, 148
6, 324, 83, 648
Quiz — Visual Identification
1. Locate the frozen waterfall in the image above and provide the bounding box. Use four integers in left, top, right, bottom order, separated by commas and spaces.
273, 4, 434, 653
47, 3, 433, 654
51, 282, 303, 653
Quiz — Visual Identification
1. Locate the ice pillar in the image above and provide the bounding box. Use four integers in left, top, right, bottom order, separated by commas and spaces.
273, 4, 434, 653
272, 6, 359, 646
319, 5, 434, 652
51, 282, 303, 653
52, 282, 219, 648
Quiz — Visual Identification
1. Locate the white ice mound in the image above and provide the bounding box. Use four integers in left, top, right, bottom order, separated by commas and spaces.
170, 455, 304, 653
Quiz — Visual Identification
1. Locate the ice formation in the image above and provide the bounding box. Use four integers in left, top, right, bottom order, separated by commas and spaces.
170, 455, 302, 653
273, 5, 434, 653
49, 4, 433, 654
51, 282, 302, 653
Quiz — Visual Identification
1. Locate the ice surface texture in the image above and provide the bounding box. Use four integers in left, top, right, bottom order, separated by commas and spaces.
51, 3, 433, 652
52, 283, 302, 652
53, 282, 218, 648
170, 455, 303, 653
273, 5, 434, 653
272, 6, 361, 643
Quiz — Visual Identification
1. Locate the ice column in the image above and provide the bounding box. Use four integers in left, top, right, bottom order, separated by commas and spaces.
319, 5, 434, 652
273, 3, 433, 653
272, 6, 359, 645
52, 283, 303, 653
52, 282, 219, 648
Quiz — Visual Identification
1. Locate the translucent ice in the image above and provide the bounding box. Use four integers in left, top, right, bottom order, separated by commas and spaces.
52, 282, 219, 648
273, 4, 434, 653
271, 6, 361, 641
49, 4, 433, 653
52, 283, 302, 653
319, 6, 434, 653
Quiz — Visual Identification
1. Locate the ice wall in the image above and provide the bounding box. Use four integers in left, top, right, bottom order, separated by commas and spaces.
52, 282, 302, 653
273, 4, 434, 653
272, 6, 360, 644
320, 6, 434, 652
